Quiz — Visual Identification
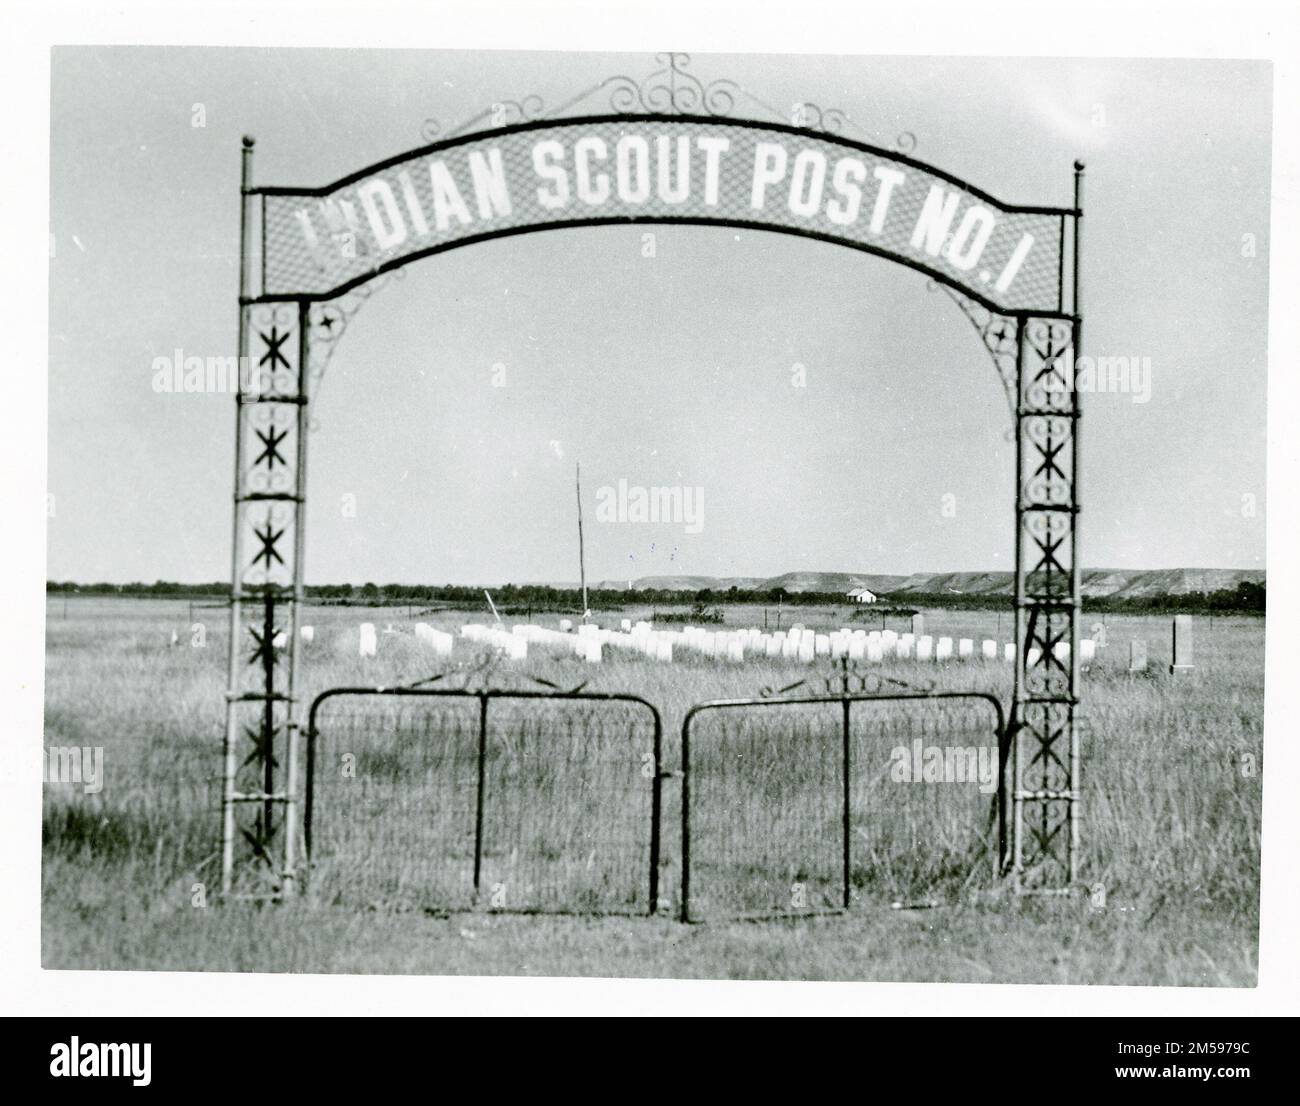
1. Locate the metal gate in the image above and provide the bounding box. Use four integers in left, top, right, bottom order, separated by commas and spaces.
305, 688, 663, 915
681, 691, 1007, 921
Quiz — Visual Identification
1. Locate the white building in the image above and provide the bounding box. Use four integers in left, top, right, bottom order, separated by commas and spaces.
847, 587, 879, 604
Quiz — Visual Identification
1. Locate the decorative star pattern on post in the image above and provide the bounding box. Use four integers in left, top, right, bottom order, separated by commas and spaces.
251, 517, 285, 571
253, 425, 288, 470
258, 324, 291, 371
246, 619, 281, 670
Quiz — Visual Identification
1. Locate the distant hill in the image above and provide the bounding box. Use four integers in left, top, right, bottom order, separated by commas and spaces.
591, 575, 770, 591
579, 568, 1264, 599
758, 571, 910, 594
889, 568, 1265, 599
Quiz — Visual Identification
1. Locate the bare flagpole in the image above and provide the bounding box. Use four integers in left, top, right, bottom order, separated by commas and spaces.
576, 462, 588, 622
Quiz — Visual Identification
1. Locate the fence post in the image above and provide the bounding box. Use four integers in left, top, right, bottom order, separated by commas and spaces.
842, 696, 852, 910
1170, 614, 1195, 675
473, 693, 488, 899
304, 703, 317, 880
680, 708, 692, 923
649, 710, 663, 915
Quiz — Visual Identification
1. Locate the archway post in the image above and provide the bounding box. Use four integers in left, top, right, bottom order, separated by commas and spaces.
1009, 162, 1083, 892
220, 135, 310, 897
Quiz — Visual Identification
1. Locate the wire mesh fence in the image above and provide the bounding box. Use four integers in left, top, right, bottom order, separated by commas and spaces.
305, 689, 662, 915
682, 693, 1006, 921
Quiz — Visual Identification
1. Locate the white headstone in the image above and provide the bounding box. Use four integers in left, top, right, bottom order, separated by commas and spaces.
358, 623, 377, 658
300, 625, 314, 644
981, 639, 997, 660
916, 635, 933, 661
958, 638, 974, 658
936, 636, 953, 661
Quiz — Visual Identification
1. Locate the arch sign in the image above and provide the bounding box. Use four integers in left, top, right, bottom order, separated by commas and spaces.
221, 62, 1083, 905
255, 116, 1065, 315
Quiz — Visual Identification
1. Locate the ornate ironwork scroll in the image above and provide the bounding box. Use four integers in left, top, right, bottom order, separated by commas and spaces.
433, 52, 918, 159
760, 656, 937, 700
934, 284, 1020, 436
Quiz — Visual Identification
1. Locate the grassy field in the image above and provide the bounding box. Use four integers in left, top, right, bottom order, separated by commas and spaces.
41, 596, 1262, 984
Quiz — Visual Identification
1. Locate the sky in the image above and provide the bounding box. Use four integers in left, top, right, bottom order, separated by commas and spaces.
46, 48, 1271, 585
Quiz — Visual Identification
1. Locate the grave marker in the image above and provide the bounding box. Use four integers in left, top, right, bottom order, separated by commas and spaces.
1129, 639, 1148, 673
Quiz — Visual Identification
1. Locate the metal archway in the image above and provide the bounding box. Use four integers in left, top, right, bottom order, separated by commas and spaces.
220, 54, 1083, 901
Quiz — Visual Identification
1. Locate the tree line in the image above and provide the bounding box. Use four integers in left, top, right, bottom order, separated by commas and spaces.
46, 579, 1264, 613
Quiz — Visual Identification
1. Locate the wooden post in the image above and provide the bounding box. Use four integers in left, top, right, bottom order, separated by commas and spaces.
1170, 615, 1194, 674
576, 462, 588, 623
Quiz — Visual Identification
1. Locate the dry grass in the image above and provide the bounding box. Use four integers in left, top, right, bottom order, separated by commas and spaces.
41, 597, 1262, 984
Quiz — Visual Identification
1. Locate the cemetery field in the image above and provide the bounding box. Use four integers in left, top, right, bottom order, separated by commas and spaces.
41, 596, 1263, 984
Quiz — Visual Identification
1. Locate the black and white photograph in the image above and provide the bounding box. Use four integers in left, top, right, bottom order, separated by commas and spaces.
4, 0, 1299, 1040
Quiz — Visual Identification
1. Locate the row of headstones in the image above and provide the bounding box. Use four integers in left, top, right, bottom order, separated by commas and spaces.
459, 622, 526, 659
351, 621, 456, 658
494, 618, 1105, 667
355, 615, 1190, 673
527, 620, 668, 663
